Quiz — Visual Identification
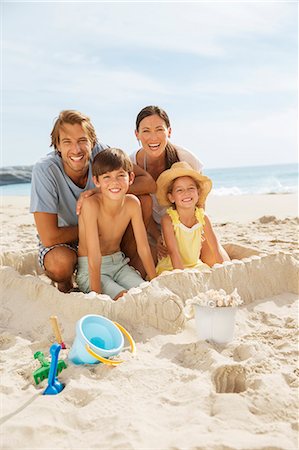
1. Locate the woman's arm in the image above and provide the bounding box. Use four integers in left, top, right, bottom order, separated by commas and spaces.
129, 197, 156, 280
161, 215, 184, 270
147, 216, 168, 259
128, 163, 156, 195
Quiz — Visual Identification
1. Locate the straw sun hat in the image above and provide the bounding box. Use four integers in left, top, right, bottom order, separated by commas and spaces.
156, 161, 212, 207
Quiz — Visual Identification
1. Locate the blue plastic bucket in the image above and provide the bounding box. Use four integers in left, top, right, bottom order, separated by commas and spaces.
68, 315, 124, 364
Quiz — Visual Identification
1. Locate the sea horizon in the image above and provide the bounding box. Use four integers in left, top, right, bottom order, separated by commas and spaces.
0, 162, 298, 197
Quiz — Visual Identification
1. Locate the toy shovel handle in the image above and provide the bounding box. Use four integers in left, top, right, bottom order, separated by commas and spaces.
85, 322, 136, 366
50, 316, 63, 344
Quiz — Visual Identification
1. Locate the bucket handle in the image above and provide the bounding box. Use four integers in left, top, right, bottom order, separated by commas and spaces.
85, 321, 136, 366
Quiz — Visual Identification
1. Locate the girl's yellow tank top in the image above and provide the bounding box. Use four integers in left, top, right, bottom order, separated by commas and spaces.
156, 207, 209, 275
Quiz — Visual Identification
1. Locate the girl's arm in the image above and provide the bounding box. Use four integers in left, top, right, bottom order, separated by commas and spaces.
129, 197, 156, 280
201, 215, 229, 266
80, 199, 102, 293
161, 214, 184, 270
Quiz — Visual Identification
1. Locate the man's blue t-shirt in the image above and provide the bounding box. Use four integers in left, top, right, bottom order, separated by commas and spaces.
30, 143, 107, 227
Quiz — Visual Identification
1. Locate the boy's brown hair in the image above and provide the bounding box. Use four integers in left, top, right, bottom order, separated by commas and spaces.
92, 148, 133, 177
51, 110, 98, 152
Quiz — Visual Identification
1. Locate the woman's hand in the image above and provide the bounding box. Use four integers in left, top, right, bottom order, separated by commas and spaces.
76, 188, 99, 215
156, 235, 168, 260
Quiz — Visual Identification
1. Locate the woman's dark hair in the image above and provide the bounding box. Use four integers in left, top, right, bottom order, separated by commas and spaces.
136, 105, 180, 169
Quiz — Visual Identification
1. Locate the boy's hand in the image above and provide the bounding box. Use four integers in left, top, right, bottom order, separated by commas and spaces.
76, 188, 99, 215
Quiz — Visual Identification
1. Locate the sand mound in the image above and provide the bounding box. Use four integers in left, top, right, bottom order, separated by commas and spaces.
1, 244, 298, 338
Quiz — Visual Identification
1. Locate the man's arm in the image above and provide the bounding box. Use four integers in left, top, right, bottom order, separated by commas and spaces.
129, 197, 156, 280
34, 212, 78, 247
128, 163, 156, 195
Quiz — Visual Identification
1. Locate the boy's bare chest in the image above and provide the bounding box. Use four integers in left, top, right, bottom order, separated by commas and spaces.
96, 208, 130, 250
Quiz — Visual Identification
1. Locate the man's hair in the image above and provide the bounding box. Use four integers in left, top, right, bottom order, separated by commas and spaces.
92, 148, 133, 177
50, 110, 98, 151
135, 105, 179, 169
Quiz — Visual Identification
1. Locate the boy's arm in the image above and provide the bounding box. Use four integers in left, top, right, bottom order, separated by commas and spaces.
129, 197, 156, 280
201, 215, 228, 265
128, 164, 156, 195
80, 200, 102, 294
161, 215, 184, 270
34, 212, 78, 247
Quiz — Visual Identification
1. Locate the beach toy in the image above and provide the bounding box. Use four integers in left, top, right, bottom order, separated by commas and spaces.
43, 343, 65, 395
194, 305, 237, 344
68, 314, 136, 365
33, 350, 67, 385
50, 315, 66, 349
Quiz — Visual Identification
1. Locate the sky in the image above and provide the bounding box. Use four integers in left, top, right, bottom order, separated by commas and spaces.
1, 0, 298, 169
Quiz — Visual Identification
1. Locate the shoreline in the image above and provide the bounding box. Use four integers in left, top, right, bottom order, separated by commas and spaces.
1, 192, 298, 222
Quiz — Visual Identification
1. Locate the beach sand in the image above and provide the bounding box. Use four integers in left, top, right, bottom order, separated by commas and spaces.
0, 193, 298, 450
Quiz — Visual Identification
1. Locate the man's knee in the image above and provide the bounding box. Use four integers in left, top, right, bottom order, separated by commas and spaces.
44, 247, 77, 281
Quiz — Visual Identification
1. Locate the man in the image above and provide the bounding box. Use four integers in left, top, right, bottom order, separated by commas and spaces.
30, 110, 155, 292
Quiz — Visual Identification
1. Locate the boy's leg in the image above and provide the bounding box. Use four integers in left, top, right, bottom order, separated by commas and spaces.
76, 256, 90, 293
42, 246, 77, 293
114, 257, 145, 291
101, 252, 143, 300
101, 274, 127, 300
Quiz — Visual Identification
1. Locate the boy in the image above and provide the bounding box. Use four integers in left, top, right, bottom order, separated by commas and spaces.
76, 148, 157, 300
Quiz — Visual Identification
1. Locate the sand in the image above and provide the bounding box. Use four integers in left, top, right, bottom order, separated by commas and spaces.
0, 193, 298, 450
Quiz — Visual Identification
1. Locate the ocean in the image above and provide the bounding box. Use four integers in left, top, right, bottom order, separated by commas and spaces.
0, 163, 297, 196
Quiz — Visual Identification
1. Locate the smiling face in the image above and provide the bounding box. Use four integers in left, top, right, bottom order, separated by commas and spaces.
135, 114, 171, 160
57, 123, 93, 179
93, 168, 134, 201
168, 176, 199, 209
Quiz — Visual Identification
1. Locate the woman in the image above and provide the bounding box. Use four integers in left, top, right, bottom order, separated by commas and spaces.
130, 105, 204, 261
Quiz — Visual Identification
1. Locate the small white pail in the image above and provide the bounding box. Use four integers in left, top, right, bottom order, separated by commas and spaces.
194, 305, 237, 344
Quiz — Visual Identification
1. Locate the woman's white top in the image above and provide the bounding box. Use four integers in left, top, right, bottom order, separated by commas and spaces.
130, 145, 203, 224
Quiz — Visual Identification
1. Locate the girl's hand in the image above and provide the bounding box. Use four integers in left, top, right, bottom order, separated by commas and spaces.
156, 235, 168, 260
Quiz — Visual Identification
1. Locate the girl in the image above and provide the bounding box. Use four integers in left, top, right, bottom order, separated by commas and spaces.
155, 161, 229, 275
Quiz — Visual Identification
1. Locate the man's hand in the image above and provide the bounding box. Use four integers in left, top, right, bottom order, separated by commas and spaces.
76, 188, 99, 215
